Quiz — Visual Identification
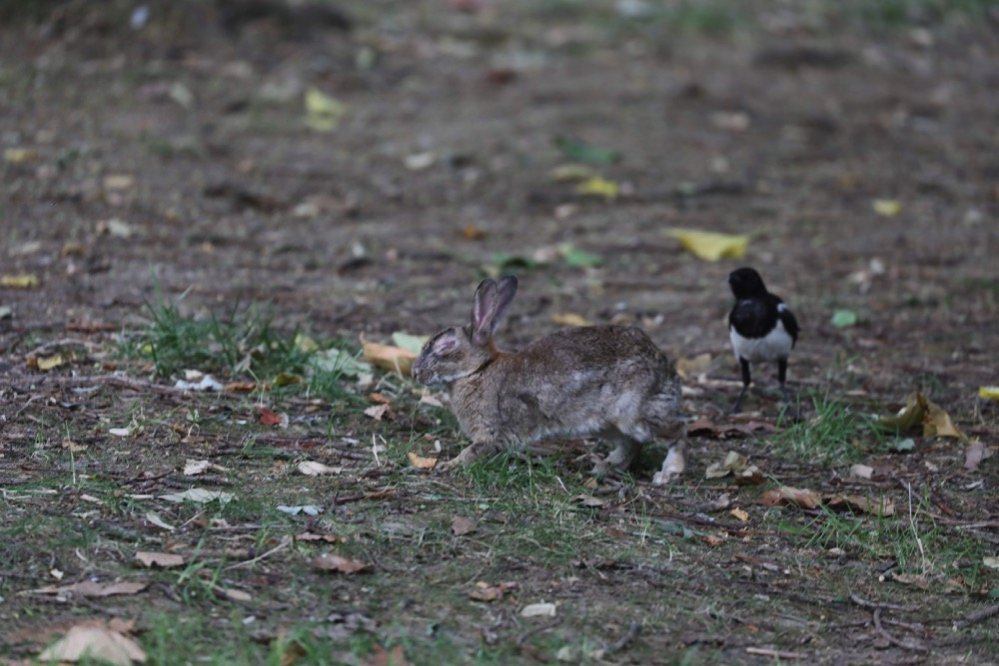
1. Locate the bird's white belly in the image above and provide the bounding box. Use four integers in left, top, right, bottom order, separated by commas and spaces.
730, 320, 793, 362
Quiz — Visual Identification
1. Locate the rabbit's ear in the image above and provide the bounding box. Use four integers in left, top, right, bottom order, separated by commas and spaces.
471, 275, 518, 346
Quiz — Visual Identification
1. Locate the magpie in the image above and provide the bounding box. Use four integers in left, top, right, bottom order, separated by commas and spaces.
727, 267, 799, 413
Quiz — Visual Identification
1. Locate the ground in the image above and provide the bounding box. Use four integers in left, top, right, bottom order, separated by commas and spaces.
1, 1, 998, 664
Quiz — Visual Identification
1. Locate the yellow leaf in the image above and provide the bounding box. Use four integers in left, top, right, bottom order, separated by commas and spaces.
407, 451, 439, 469
273, 372, 303, 387
304, 87, 346, 132
878, 393, 966, 441
978, 386, 999, 402
36, 354, 65, 371
550, 164, 598, 182
872, 199, 902, 217
361, 338, 417, 377
730, 507, 750, 522
294, 334, 318, 353
575, 176, 620, 200
666, 228, 748, 262
4, 147, 37, 163
675, 353, 712, 379
1, 274, 39, 288
551, 312, 589, 327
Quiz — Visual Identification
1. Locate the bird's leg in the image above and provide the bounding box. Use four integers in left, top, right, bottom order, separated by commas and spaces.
731, 358, 751, 414
777, 357, 790, 401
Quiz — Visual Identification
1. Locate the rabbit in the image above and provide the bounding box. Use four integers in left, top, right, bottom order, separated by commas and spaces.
413, 275, 684, 478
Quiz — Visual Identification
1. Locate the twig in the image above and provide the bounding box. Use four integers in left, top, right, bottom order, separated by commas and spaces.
873, 608, 928, 652
224, 536, 290, 570
604, 622, 642, 656
849, 593, 919, 613
745, 647, 808, 660
953, 603, 999, 630
516, 617, 563, 647
904, 481, 928, 574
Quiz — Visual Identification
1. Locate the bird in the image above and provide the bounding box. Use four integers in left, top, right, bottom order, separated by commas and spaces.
727, 267, 799, 414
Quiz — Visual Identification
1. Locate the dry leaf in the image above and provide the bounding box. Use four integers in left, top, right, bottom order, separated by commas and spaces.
135, 551, 184, 568
144, 512, 174, 532
521, 602, 557, 618
675, 353, 712, 379
257, 405, 289, 428
159, 488, 234, 504
364, 404, 390, 421
225, 381, 257, 392
362, 644, 410, 666
964, 440, 989, 472
978, 386, 999, 402
297, 461, 344, 476
850, 464, 874, 479
551, 312, 590, 327
103, 174, 135, 191
1, 274, 40, 288
28, 581, 148, 598
872, 199, 902, 217
468, 580, 518, 602
652, 444, 686, 485
759, 486, 821, 510
361, 338, 417, 377
450, 515, 476, 536
183, 459, 210, 476
666, 228, 748, 261
4, 147, 37, 163
407, 451, 439, 470
311, 553, 370, 574
34, 354, 66, 371
730, 507, 750, 522
574, 494, 606, 507
304, 87, 346, 132
826, 494, 895, 517
39, 626, 147, 665
576, 176, 620, 200
705, 451, 749, 479
221, 588, 252, 602
877, 393, 966, 441
296, 532, 339, 544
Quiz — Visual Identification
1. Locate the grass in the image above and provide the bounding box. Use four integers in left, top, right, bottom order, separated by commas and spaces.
772, 392, 881, 463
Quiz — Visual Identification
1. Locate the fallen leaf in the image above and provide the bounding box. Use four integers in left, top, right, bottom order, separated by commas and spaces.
4, 147, 37, 163
103, 174, 135, 191
296, 532, 339, 544
831, 309, 858, 328
134, 551, 184, 568
826, 494, 895, 517
257, 405, 289, 428
451, 515, 476, 536
551, 312, 589, 327
364, 404, 390, 421
554, 136, 619, 165
183, 460, 210, 476
34, 354, 66, 371
550, 163, 598, 182
160, 488, 233, 504
675, 353, 712, 379
304, 87, 346, 132
390, 332, 429, 355
362, 644, 410, 666
273, 372, 303, 387
297, 461, 344, 476
850, 464, 874, 480
404, 151, 436, 171
362, 338, 417, 377
224, 381, 257, 392
174, 374, 223, 391
419, 393, 444, 408
877, 393, 966, 441
759, 486, 821, 510
521, 602, 557, 618
730, 507, 750, 522
964, 440, 988, 472
39, 625, 147, 665
666, 228, 748, 261
461, 223, 487, 240
62, 439, 86, 452
576, 176, 620, 200
97, 218, 137, 239
978, 386, 999, 402
468, 580, 518, 602
221, 588, 252, 602
983, 556, 999, 570
574, 494, 606, 508
311, 553, 370, 574
559, 243, 603, 268
407, 451, 438, 470
277, 504, 322, 516
27, 581, 148, 598
1, 274, 40, 288
294, 334, 319, 352
872, 199, 902, 217
144, 512, 174, 531
108, 427, 133, 437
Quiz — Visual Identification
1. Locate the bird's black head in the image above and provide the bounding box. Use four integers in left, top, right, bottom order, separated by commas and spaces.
729, 267, 768, 299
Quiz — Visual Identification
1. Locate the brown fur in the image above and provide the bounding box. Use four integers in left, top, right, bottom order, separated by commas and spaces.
412, 276, 683, 473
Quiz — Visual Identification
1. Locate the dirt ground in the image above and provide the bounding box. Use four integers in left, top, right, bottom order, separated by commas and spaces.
1, 1, 998, 664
